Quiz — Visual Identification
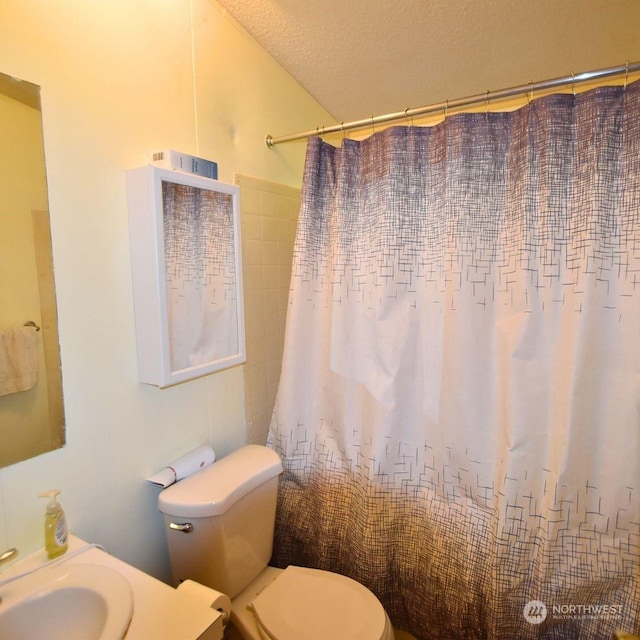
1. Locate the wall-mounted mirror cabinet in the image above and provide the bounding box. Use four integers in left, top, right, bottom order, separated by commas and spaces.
126, 166, 245, 388
0, 72, 65, 467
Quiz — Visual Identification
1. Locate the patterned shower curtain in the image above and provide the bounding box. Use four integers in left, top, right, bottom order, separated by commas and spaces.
268, 80, 640, 639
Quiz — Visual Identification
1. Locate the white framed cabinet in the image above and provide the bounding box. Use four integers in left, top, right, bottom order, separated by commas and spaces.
126, 166, 245, 387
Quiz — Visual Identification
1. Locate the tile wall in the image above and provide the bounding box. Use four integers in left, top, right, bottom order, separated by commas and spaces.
236, 175, 301, 445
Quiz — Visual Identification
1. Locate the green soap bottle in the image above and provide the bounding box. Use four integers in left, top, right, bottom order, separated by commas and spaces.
38, 489, 68, 559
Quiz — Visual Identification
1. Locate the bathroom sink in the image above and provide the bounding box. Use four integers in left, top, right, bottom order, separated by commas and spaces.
0, 562, 133, 640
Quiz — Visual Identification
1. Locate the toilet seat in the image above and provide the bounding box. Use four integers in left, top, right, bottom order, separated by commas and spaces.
249, 566, 391, 640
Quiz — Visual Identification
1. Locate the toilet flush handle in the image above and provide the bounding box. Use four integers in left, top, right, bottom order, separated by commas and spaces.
169, 522, 194, 533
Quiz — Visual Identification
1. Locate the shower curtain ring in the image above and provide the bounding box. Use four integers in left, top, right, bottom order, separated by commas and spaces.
624, 61, 630, 89
405, 107, 413, 128
527, 82, 533, 105
485, 90, 490, 119
444, 99, 449, 120
370, 115, 376, 134
572, 72, 576, 96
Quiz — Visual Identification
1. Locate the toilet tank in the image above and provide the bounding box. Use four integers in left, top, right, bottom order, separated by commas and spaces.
158, 445, 283, 598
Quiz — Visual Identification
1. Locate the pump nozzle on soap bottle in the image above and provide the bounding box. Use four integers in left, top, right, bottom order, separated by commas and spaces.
38, 489, 68, 559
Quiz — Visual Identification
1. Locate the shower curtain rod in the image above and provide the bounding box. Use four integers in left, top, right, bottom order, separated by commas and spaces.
265, 61, 640, 148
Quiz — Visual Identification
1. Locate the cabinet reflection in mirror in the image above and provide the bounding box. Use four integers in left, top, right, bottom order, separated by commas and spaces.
0, 72, 65, 467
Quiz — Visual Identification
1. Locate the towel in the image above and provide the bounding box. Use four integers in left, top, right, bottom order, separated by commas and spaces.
0, 326, 39, 396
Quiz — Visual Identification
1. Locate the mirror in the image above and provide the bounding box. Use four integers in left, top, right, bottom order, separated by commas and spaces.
0, 72, 65, 467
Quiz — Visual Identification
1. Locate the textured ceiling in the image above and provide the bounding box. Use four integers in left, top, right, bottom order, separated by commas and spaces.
216, 0, 640, 128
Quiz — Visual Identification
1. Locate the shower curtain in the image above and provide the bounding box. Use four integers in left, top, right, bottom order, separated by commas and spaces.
268, 80, 640, 639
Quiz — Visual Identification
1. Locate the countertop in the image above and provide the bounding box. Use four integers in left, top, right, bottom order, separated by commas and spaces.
0, 535, 223, 640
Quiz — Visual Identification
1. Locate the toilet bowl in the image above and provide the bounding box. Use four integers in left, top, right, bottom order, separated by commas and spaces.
231, 565, 394, 640
158, 445, 394, 640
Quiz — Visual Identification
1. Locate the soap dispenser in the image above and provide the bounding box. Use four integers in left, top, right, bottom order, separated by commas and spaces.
38, 489, 68, 559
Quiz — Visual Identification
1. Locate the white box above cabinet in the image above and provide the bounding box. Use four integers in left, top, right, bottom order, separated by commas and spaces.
126, 165, 245, 388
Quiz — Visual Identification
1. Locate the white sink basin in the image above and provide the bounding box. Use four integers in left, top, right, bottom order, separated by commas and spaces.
0, 562, 133, 640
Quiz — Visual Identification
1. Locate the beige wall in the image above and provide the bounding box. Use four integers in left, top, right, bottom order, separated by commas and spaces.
0, 0, 331, 581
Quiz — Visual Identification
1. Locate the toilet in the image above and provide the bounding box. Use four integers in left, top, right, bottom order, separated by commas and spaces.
158, 444, 394, 640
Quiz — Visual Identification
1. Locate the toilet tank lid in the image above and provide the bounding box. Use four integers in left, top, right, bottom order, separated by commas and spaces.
158, 445, 283, 518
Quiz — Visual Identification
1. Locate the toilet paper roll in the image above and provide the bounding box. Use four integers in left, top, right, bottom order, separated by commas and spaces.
177, 579, 231, 626
147, 444, 216, 487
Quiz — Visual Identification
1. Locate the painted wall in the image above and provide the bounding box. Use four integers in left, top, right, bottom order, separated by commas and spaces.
0, 0, 331, 582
